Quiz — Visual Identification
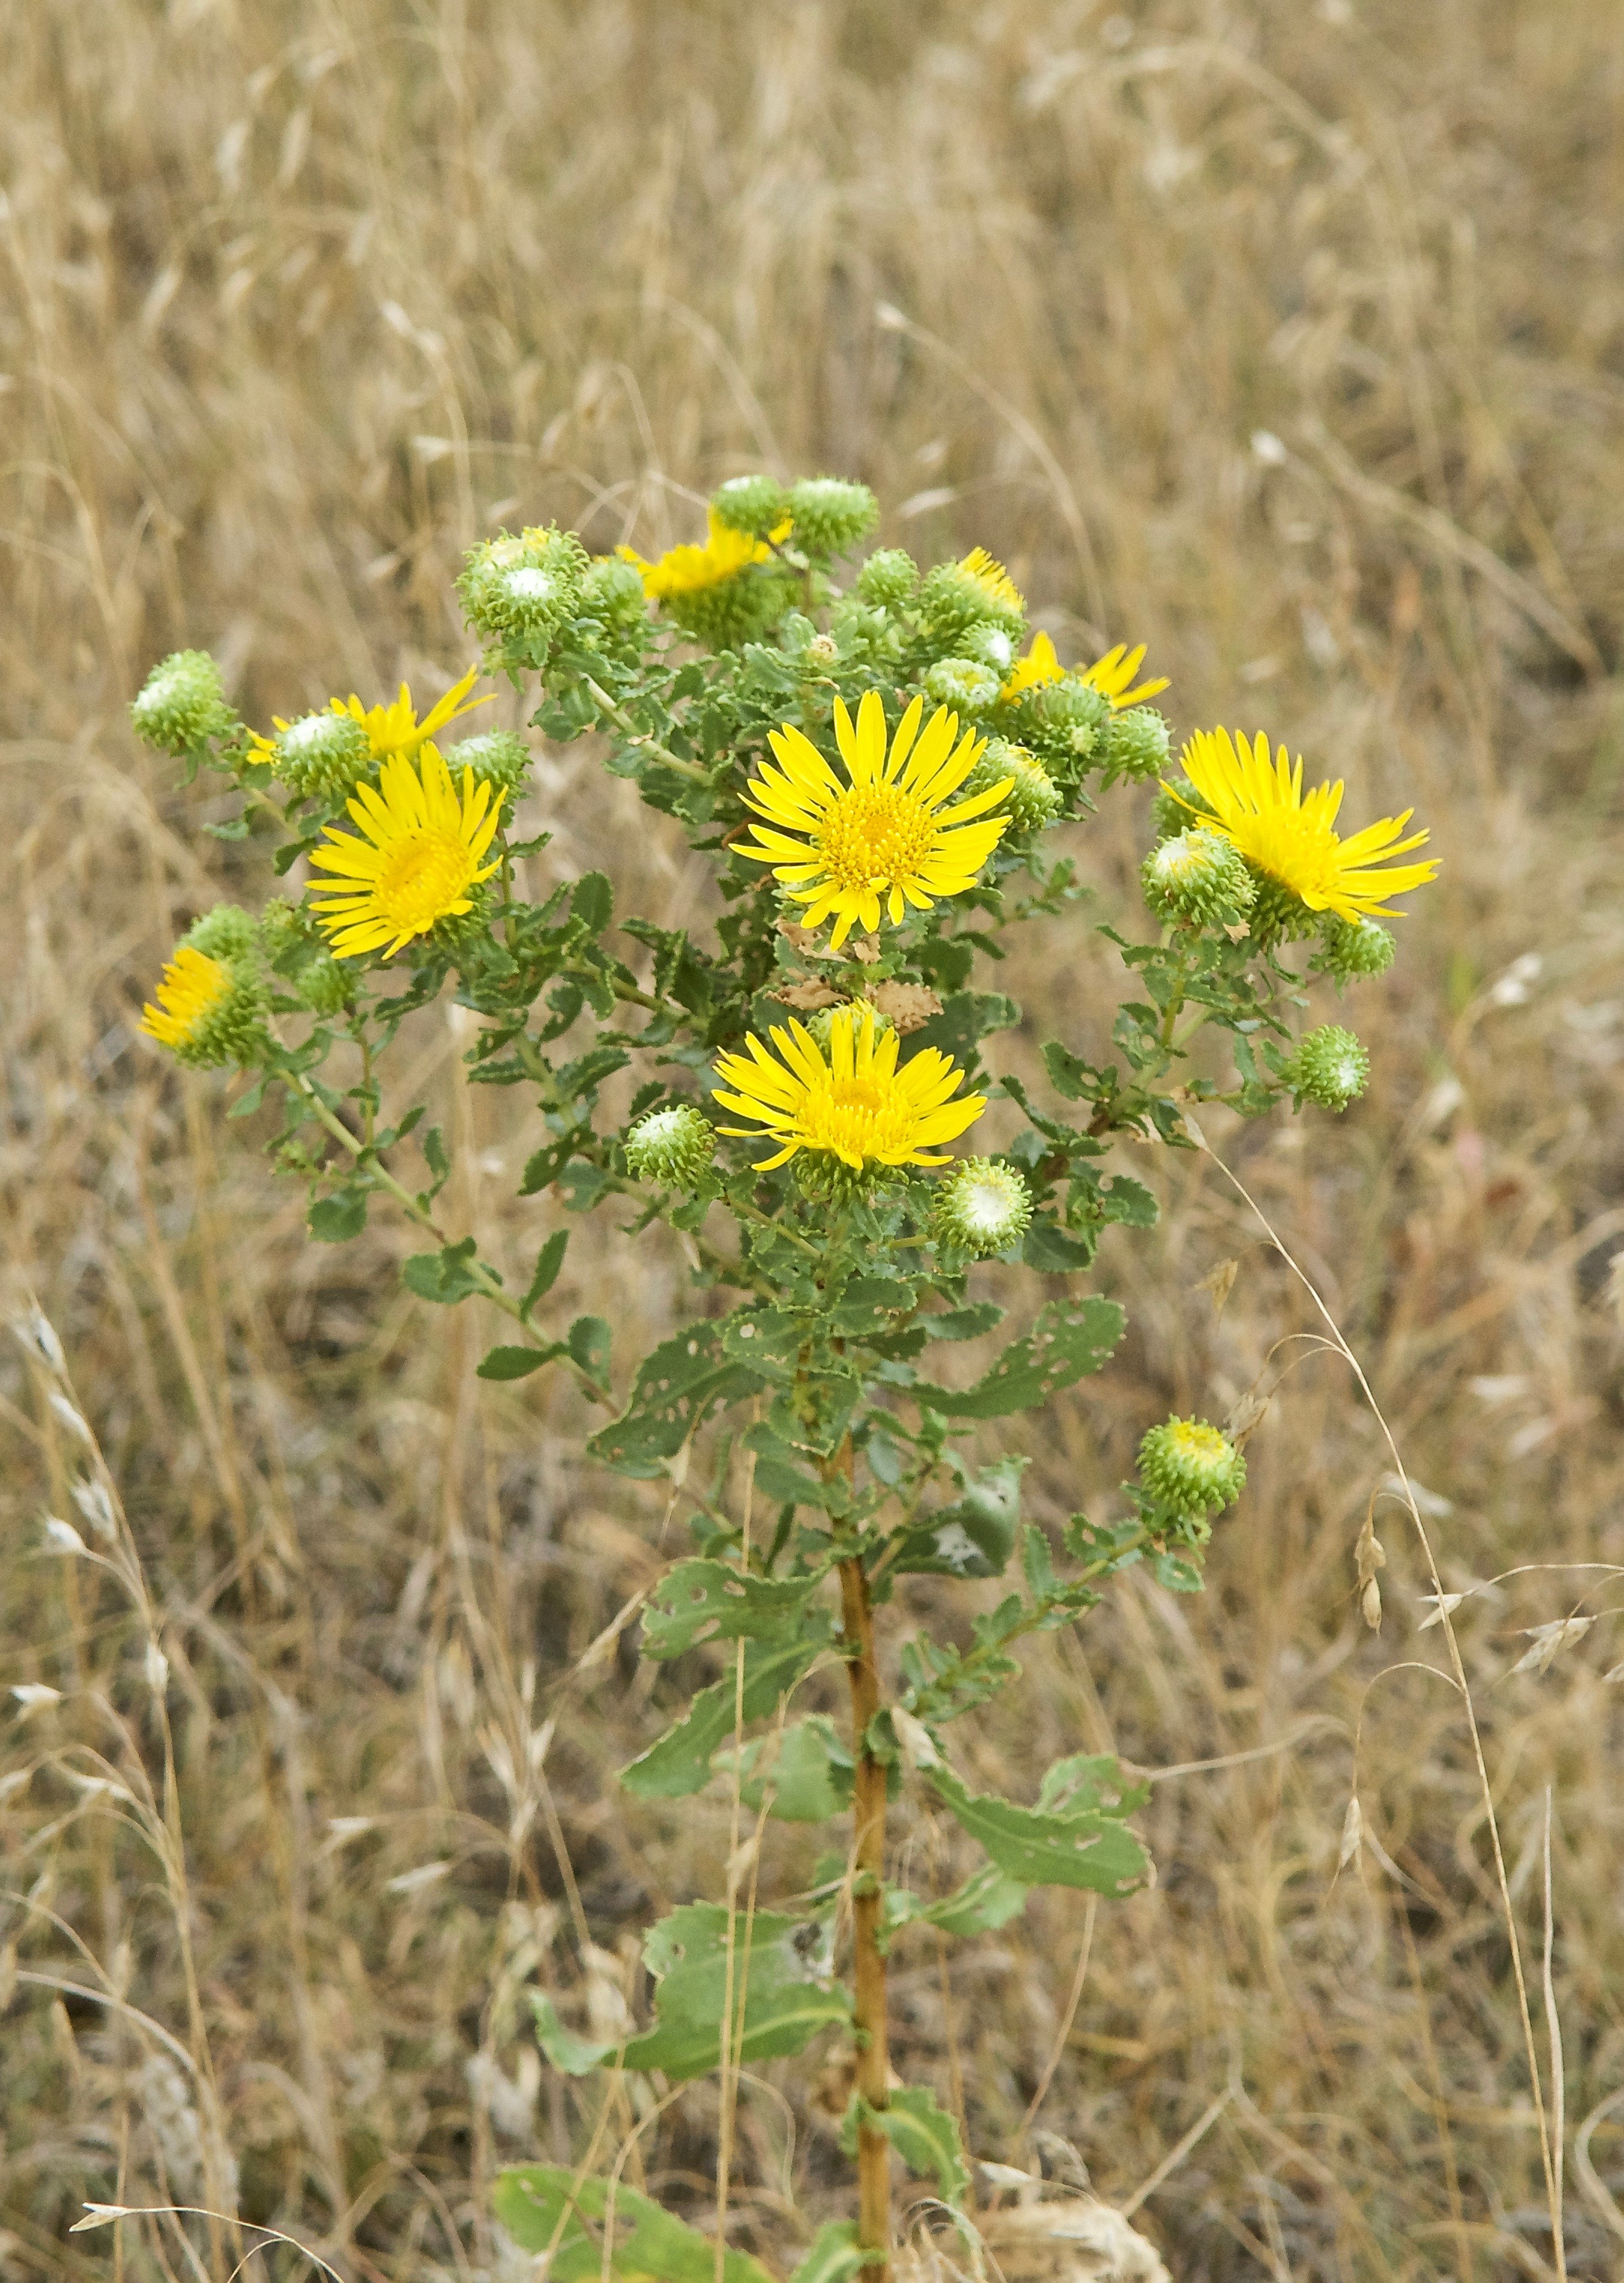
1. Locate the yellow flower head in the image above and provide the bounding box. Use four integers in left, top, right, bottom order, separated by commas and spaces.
736, 690, 1013, 950
1174, 728, 1438, 921
1079, 642, 1169, 710
1001, 632, 1168, 708
332, 662, 490, 761
251, 663, 489, 770
958, 547, 1025, 617
619, 509, 786, 599
713, 1003, 986, 1172
306, 744, 505, 959
140, 944, 230, 1051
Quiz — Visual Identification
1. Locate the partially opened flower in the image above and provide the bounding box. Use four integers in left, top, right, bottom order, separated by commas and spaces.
713, 1003, 986, 1173
737, 690, 1012, 949
307, 745, 504, 959
252, 664, 489, 778
140, 905, 268, 1068
1002, 631, 1168, 708
332, 663, 490, 760
1173, 727, 1438, 921
619, 510, 783, 599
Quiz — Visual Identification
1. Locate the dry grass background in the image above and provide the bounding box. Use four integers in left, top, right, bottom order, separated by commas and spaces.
4, 2, 1624, 2277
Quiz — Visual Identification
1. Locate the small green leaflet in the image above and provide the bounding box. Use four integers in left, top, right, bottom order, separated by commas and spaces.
717, 1716, 853, 1822
587, 1321, 764, 1479
925, 1756, 1149, 1896
401, 1235, 489, 1304
620, 1624, 832, 1799
521, 1228, 569, 1319
530, 1904, 848, 2082
843, 2085, 969, 2205
494, 2167, 774, 2283
886, 1863, 1029, 1940
914, 1295, 1125, 1419
477, 1342, 563, 1382
307, 1188, 368, 1243
640, 1558, 829, 1661
788, 2221, 868, 2283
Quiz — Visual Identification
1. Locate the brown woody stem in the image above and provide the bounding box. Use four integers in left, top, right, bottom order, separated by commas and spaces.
839, 1552, 892, 2282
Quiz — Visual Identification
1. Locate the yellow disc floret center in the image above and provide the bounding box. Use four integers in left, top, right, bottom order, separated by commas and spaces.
373, 830, 479, 937
802, 1074, 918, 1166
817, 782, 937, 895
1168, 1420, 1228, 1463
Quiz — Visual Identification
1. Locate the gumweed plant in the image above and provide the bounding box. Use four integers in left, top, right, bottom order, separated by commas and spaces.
132, 471, 1436, 2280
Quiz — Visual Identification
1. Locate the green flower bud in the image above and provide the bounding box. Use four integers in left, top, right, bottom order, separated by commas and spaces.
786, 477, 878, 555
1315, 914, 1396, 986
624, 1104, 715, 1188
1138, 1418, 1246, 1515
924, 657, 1002, 716
919, 550, 1027, 643
931, 1158, 1034, 1258
967, 739, 1060, 833
270, 708, 373, 799
711, 473, 791, 540
855, 549, 919, 608
1028, 676, 1111, 750
578, 554, 649, 631
458, 525, 587, 641
791, 1152, 894, 1206
130, 651, 236, 756
186, 902, 261, 963
666, 571, 798, 651
1099, 705, 1172, 784
1150, 777, 1214, 841
959, 622, 1017, 675
447, 731, 530, 799
295, 954, 352, 1016
1141, 829, 1255, 929
1284, 1024, 1369, 1111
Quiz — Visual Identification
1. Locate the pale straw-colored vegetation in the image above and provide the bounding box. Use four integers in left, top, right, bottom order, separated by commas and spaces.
4, 3, 1623, 2278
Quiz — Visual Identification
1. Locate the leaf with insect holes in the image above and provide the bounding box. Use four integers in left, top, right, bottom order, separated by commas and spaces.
717, 1716, 854, 1823
494, 2167, 774, 2283
530, 1905, 849, 2084
402, 1236, 489, 1304
913, 1296, 1124, 1419
620, 1623, 833, 1799
639, 1558, 830, 1661
842, 2085, 969, 2204
925, 1756, 1149, 1896
587, 1321, 765, 1478
890, 1457, 1025, 1578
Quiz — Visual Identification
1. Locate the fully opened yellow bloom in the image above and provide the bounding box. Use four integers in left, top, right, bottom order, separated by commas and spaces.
737, 690, 1013, 950
307, 744, 504, 959
619, 510, 786, 599
1175, 728, 1438, 920
714, 1003, 986, 1172
1002, 631, 1168, 708
140, 945, 230, 1050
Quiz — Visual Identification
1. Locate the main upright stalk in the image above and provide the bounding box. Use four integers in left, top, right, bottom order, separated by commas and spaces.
839, 1554, 892, 2283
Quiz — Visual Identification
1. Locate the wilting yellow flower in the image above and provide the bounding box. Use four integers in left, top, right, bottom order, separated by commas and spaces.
1079, 642, 1169, 709
713, 1003, 986, 1172
140, 945, 231, 1051
736, 690, 1012, 950
1174, 728, 1438, 920
252, 664, 488, 769
1002, 632, 1168, 708
619, 509, 786, 599
307, 745, 504, 959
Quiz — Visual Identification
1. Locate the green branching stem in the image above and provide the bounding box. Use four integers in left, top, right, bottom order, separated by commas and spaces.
583, 675, 709, 783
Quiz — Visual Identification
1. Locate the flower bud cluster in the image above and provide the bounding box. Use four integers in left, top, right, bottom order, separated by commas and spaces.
711, 474, 790, 540
130, 651, 237, 759
1097, 705, 1171, 784
854, 550, 919, 609
1314, 913, 1396, 985
578, 555, 650, 638
924, 657, 1002, 716
447, 731, 531, 799
1010, 675, 1112, 781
